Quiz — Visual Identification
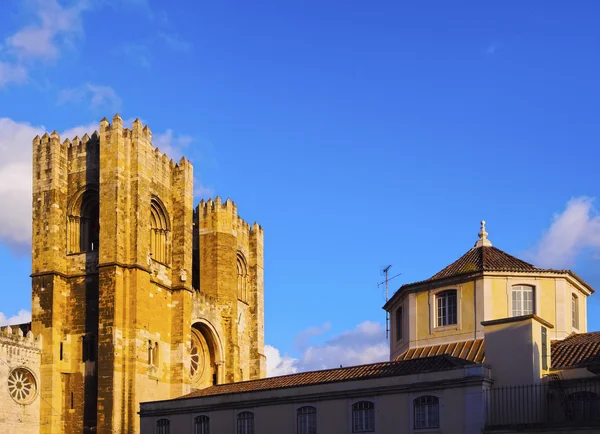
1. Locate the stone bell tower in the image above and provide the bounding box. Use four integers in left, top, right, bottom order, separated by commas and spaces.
30, 114, 266, 434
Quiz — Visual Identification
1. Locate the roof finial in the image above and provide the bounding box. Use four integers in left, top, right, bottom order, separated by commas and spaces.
475, 220, 492, 247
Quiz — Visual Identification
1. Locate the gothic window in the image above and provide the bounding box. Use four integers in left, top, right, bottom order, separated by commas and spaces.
237, 411, 254, 434
436, 290, 457, 327
512, 285, 534, 317
67, 189, 99, 254
414, 395, 439, 429
150, 198, 170, 264
237, 253, 248, 303
157, 418, 170, 434
297, 406, 317, 434
352, 401, 374, 432
194, 415, 209, 434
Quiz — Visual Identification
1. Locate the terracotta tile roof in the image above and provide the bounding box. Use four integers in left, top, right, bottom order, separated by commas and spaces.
551, 332, 600, 369
396, 339, 486, 364
393, 246, 593, 294
395, 333, 600, 371
177, 355, 475, 400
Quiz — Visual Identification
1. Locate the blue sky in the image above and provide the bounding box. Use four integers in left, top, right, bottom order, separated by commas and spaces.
1, 0, 599, 374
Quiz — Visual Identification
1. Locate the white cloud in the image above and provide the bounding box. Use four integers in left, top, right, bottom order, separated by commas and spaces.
5, 0, 90, 62
265, 345, 299, 377
528, 197, 600, 269
154, 129, 193, 161
265, 321, 389, 377
0, 62, 28, 87
193, 180, 214, 200
58, 83, 122, 112
0, 309, 32, 326
0, 117, 198, 253
293, 321, 331, 351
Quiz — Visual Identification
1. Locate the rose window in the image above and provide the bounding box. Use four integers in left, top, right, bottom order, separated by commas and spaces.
190, 330, 205, 382
8, 368, 37, 404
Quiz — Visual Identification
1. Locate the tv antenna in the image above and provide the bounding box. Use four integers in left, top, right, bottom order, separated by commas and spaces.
377, 265, 402, 339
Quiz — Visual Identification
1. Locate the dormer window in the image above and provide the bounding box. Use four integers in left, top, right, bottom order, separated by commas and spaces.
512, 285, 534, 316
436, 290, 457, 327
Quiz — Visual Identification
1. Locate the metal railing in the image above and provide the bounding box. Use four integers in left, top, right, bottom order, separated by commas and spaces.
484, 377, 600, 430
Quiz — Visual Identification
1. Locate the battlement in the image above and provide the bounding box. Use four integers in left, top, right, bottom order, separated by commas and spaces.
196, 197, 263, 234
0, 326, 42, 351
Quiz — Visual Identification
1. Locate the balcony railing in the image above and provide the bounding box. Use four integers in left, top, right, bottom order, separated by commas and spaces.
484, 378, 600, 430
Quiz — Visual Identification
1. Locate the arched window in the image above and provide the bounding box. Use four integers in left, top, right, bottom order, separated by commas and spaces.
568, 391, 600, 422
194, 415, 209, 434
436, 290, 457, 327
414, 395, 439, 429
150, 198, 170, 264
67, 189, 99, 254
572, 293, 579, 329
512, 285, 534, 317
237, 411, 254, 434
297, 406, 316, 434
237, 253, 248, 303
352, 401, 374, 432
157, 418, 170, 434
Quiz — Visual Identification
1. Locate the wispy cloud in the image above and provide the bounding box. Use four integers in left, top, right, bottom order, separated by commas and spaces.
266, 321, 388, 377
0, 62, 28, 87
117, 32, 191, 68
486, 44, 497, 55
527, 197, 600, 269
5, 0, 90, 62
58, 83, 122, 112
0, 309, 32, 326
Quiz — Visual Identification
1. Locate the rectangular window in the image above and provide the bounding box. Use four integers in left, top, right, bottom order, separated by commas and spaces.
572, 294, 579, 329
436, 290, 457, 327
60, 342, 63, 361
512, 286, 534, 316
541, 326, 548, 370
395, 307, 403, 342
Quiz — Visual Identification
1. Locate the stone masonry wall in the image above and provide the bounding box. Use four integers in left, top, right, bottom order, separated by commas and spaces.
0, 326, 42, 434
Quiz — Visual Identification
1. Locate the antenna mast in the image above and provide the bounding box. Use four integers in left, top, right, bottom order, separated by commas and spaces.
378, 265, 402, 340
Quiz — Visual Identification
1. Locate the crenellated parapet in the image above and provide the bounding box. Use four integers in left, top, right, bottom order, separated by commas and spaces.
0, 326, 42, 352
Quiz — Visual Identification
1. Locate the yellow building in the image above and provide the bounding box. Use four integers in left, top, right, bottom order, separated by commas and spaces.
19, 114, 266, 433
140, 221, 600, 434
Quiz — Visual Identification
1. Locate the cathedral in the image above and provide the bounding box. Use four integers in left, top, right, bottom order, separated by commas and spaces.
0, 114, 266, 433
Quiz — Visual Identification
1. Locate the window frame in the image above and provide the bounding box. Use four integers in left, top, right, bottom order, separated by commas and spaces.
436, 290, 458, 328
352, 400, 375, 432
194, 414, 209, 434
297, 405, 317, 434
236, 411, 254, 434
511, 285, 535, 317
413, 395, 440, 430
156, 418, 170, 434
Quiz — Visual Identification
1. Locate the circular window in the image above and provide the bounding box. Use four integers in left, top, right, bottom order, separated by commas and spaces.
8, 368, 37, 405
190, 329, 206, 382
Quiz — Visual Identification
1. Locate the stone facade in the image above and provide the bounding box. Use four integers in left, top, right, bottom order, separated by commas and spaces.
0, 325, 41, 433
26, 114, 265, 433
